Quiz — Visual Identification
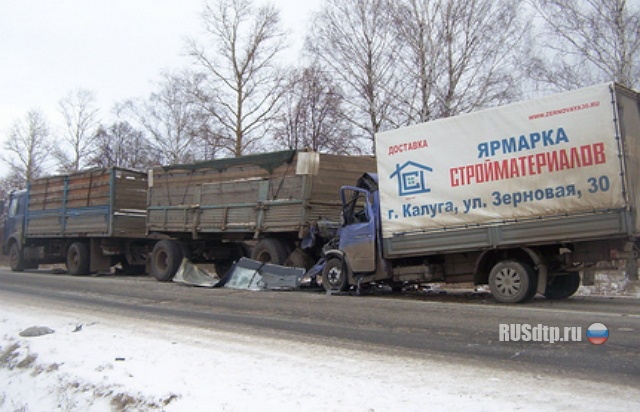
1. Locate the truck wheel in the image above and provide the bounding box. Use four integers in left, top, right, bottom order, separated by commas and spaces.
322, 257, 349, 292
544, 273, 580, 300
251, 238, 288, 265
488, 260, 537, 303
67, 242, 90, 275
151, 240, 183, 281
284, 248, 316, 270
9, 243, 25, 272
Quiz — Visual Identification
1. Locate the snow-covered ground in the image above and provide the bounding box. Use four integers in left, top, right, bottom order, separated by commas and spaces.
1, 297, 639, 412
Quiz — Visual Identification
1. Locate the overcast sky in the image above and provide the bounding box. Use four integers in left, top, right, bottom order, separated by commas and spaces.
0, 0, 322, 173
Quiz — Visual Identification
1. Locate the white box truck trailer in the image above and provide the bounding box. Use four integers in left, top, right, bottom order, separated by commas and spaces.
320, 82, 640, 302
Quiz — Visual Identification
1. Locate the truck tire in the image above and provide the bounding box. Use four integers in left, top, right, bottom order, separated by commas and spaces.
9, 243, 25, 272
488, 260, 537, 303
284, 247, 316, 270
251, 238, 289, 265
544, 273, 580, 300
151, 240, 183, 281
67, 242, 90, 275
322, 257, 349, 292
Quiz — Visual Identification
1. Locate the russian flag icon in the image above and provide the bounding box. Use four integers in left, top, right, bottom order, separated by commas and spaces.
587, 323, 609, 345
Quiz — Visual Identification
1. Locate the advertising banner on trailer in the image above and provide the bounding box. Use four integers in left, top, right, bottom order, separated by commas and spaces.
375, 83, 625, 238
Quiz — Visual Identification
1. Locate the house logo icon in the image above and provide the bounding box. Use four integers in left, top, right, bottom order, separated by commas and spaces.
390, 161, 433, 196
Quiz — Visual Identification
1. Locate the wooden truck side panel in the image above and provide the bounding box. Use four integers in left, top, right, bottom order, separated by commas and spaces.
26, 168, 147, 239
308, 153, 379, 222
147, 151, 375, 238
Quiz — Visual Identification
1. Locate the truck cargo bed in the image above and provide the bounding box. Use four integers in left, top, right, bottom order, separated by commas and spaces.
147, 151, 375, 239
384, 210, 632, 257
26, 168, 147, 238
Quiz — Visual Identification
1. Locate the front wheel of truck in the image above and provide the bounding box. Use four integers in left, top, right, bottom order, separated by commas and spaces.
151, 240, 183, 282
488, 260, 537, 303
9, 243, 25, 272
322, 257, 349, 292
67, 242, 90, 275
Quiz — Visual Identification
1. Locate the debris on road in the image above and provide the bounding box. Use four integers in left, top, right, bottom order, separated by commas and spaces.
172, 257, 304, 291
218, 258, 305, 291
173, 259, 220, 288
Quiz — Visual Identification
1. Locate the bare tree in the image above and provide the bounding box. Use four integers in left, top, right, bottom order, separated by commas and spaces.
529, 0, 640, 90
89, 122, 155, 170
274, 65, 359, 154
0, 171, 27, 198
390, 0, 439, 124
393, 0, 526, 122
306, 0, 401, 151
117, 71, 216, 165
56, 89, 100, 173
187, 0, 289, 157
1, 110, 53, 187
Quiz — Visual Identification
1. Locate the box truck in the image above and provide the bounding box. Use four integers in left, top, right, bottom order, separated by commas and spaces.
320, 83, 640, 302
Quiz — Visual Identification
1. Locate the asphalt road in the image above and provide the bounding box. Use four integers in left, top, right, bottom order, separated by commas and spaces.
1, 267, 639, 388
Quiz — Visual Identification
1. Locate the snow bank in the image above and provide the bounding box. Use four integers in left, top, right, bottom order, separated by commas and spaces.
1, 302, 638, 411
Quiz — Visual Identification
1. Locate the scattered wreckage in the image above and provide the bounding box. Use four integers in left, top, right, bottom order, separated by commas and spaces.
173, 257, 306, 291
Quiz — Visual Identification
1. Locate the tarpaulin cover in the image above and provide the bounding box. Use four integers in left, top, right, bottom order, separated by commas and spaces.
158, 150, 296, 173
375, 82, 625, 237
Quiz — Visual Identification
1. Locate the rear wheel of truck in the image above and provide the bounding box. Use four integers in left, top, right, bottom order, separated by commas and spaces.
9, 243, 25, 272
251, 238, 289, 265
67, 242, 90, 275
544, 273, 580, 300
151, 240, 183, 281
488, 260, 537, 303
322, 257, 349, 292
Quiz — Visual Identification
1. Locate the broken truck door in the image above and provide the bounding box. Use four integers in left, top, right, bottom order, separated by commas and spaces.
339, 186, 376, 273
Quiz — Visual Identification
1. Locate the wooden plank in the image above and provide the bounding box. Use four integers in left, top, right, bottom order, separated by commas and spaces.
65, 213, 110, 235
112, 214, 146, 237
150, 160, 297, 191
26, 210, 64, 236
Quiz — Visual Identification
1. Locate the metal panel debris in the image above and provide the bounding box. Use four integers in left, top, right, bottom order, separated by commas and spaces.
172, 257, 304, 290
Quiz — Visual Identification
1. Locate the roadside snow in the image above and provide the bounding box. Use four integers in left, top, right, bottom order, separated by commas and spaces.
578, 271, 640, 297
1, 301, 638, 412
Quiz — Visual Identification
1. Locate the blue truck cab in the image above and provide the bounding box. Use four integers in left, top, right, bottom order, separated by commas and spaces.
1, 190, 34, 271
